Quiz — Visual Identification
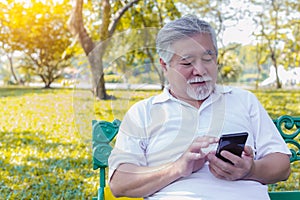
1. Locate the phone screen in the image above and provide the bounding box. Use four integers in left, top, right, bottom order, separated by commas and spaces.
215, 132, 248, 164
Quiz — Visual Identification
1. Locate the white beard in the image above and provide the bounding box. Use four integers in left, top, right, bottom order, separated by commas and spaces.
187, 83, 213, 100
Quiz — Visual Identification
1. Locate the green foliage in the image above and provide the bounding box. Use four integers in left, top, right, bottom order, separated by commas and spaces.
105, 0, 180, 87
128, 71, 160, 84
0, 87, 299, 199
0, 0, 74, 88
254, 89, 300, 118
218, 50, 242, 82
104, 74, 123, 83
251, 0, 300, 88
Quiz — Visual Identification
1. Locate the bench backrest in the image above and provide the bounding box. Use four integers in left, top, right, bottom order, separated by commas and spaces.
272, 115, 300, 163
92, 115, 300, 200
92, 119, 121, 200
92, 119, 121, 170
269, 115, 300, 200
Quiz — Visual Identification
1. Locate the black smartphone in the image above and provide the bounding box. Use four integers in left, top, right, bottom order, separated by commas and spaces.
215, 132, 248, 164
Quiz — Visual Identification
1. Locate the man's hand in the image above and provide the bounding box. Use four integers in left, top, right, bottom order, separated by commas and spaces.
175, 136, 219, 178
207, 145, 254, 181
110, 135, 219, 198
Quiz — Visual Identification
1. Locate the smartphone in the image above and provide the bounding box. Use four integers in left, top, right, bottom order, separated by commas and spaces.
215, 132, 248, 164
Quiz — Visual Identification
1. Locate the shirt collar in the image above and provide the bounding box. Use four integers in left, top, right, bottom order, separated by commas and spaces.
152, 84, 232, 105
152, 86, 172, 104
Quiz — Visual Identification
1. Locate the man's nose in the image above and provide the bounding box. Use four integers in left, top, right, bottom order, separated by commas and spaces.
192, 61, 207, 75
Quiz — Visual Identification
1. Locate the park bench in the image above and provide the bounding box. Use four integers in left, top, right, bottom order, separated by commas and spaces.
92, 115, 300, 200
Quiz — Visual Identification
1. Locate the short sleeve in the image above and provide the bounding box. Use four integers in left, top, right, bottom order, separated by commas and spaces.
108, 103, 148, 180
248, 92, 291, 159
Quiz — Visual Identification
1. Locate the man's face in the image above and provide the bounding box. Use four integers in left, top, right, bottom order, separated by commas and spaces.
162, 33, 218, 102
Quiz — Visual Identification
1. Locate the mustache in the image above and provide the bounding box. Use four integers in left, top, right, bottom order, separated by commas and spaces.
187, 76, 212, 84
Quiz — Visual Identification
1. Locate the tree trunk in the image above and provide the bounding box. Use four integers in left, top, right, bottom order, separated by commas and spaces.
7, 53, 20, 84
68, 0, 140, 99
88, 47, 108, 99
39, 74, 51, 88
271, 1, 281, 89
271, 52, 282, 89
255, 44, 262, 90
255, 67, 261, 90
44, 84, 51, 89
88, 47, 108, 100
68, 0, 108, 99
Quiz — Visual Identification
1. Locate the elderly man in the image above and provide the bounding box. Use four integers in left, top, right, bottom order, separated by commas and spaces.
108, 15, 291, 200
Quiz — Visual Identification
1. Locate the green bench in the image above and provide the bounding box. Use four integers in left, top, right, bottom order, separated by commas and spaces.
268, 115, 300, 200
92, 115, 300, 200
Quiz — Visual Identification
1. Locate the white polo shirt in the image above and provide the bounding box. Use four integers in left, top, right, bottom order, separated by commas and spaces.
108, 85, 291, 200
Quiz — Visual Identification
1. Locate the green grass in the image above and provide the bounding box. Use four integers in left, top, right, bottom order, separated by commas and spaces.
254, 89, 300, 118
0, 86, 299, 199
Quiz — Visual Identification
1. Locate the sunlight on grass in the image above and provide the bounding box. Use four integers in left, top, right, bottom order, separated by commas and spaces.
0, 88, 95, 199
0, 87, 299, 199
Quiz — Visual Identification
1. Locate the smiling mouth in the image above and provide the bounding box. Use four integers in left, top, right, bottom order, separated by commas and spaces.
187, 77, 211, 85
188, 79, 210, 85
189, 82, 207, 87
190, 81, 206, 84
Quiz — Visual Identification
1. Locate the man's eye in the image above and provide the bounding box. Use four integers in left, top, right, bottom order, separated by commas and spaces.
201, 58, 212, 62
201, 55, 214, 62
181, 63, 192, 66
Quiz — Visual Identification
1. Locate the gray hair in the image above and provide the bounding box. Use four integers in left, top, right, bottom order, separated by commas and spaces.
156, 15, 218, 63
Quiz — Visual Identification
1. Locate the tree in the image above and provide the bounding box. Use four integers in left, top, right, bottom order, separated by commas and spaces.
68, 0, 138, 99
281, 1, 300, 71
23, 1, 74, 88
68, 0, 180, 99
218, 44, 242, 82
253, 41, 268, 89
114, 0, 180, 89
251, 0, 300, 88
0, 1, 24, 84
254, 2, 283, 88
0, 0, 74, 88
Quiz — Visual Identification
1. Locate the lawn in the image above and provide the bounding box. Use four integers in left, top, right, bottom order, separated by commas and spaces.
0, 86, 299, 199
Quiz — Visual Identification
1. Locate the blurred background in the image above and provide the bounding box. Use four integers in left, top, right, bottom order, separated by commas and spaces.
0, 0, 299, 199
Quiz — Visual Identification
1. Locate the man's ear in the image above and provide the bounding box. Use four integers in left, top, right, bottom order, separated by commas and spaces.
160, 58, 168, 72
